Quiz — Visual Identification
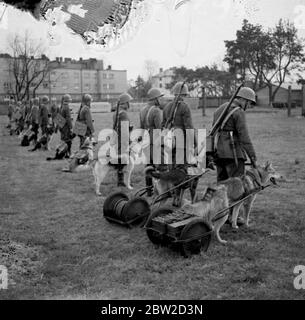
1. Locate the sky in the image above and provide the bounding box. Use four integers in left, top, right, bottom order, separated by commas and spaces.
1, 0, 305, 80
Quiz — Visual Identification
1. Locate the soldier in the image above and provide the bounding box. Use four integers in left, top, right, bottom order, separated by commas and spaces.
113, 93, 133, 187
25, 99, 33, 127
49, 97, 59, 133
58, 94, 73, 158
77, 94, 95, 147
162, 82, 195, 170
40, 96, 50, 135
7, 97, 15, 129
140, 88, 164, 195
29, 97, 40, 144
213, 87, 257, 182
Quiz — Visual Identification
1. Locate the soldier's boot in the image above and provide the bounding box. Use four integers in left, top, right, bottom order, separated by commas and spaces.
117, 170, 127, 187
145, 176, 153, 197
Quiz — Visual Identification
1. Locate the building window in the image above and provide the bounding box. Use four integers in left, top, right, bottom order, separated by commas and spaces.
103, 84, 108, 90
85, 83, 90, 90
103, 73, 107, 79
43, 82, 49, 89
109, 84, 115, 90
160, 77, 162, 82
84, 72, 90, 78
109, 73, 114, 79
159, 83, 162, 88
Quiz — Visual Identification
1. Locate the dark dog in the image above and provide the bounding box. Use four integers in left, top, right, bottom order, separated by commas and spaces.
145, 166, 200, 207
46, 142, 68, 161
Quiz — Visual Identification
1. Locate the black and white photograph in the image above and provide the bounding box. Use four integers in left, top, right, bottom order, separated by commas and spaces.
0, 0, 304, 304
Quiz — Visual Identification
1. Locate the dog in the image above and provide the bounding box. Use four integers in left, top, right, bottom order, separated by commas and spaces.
93, 139, 143, 196
145, 166, 202, 207
61, 137, 96, 173
182, 185, 230, 244
28, 126, 54, 152
46, 142, 69, 161
219, 161, 281, 229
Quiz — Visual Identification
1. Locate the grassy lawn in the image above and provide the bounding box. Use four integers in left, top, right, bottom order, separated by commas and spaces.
0, 107, 304, 300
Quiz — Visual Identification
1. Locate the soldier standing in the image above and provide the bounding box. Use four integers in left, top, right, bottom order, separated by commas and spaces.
59, 94, 73, 158
50, 97, 59, 133
113, 93, 133, 187
213, 87, 257, 182
140, 88, 164, 195
40, 96, 50, 135
29, 97, 40, 144
77, 94, 95, 147
162, 82, 195, 171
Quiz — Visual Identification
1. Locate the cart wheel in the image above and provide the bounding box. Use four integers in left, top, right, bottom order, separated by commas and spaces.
146, 207, 173, 246
103, 192, 129, 222
122, 197, 150, 226
179, 219, 212, 257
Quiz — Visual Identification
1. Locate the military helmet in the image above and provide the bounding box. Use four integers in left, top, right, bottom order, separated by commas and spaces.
118, 93, 133, 105
172, 81, 189, 96
62, 94, 72, 104
82, 93, 92, 105
33, 97, 40, 105
147, 88, 164, 101
236, 87, 256, 103
41, 95, 49, 104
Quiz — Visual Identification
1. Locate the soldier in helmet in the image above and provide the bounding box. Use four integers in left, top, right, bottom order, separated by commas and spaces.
162, 81, 195, 170
77, 94, 95, 147
213, 86, 257, 182
58, 94, 73, 158
113, 93, 133, 187
49, 97, 59, 132
140, 88, 164, 195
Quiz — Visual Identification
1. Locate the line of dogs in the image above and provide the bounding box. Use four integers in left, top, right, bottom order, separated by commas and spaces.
17, 129, 282, 245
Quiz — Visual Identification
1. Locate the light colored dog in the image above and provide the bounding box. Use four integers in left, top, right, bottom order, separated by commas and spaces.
182, 185, 230, 244
219, 161, 281, 229
93, 139, 143, 196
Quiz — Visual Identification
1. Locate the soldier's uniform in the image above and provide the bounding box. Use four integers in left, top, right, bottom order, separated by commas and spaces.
50, 99, 59, 132
30, 99, 40, 144
213, 88, 257, 182
77, 95, 95, 147
40, 97, 50, 135
113, 93, 133, 187
59, 95, 73, 157
162, 83, 194, 170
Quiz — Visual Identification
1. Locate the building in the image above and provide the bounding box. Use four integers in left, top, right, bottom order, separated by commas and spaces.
255, 83, 302, 106
151, 68, 175, 96
0, 54, 127, 102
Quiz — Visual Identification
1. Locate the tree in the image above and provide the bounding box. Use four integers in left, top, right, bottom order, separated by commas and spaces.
224, 20, 275, 91
128, 75, 152, 99
143, 60, 159, 81
224, 19, 305, 105
167, 65, 237, 97
7, 32, 51, 100
261, 20, 305, 105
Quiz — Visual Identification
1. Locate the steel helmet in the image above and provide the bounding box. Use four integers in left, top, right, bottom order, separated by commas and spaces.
41, 95, 49, 104
118, 93, 133, 105
172, 81, 189, 96
33, 97, 40, 105
147, 88, 164, 101
236, 87, 256, 103
62, 94, 72, 104
82, 93, 93, 105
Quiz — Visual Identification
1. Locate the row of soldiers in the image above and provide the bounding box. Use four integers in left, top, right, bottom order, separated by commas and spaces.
7, 93, 95, 157
112, 82, 257, 191
6, 82, 257, 194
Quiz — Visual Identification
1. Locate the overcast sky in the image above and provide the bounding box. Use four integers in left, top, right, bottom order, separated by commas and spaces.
1, 0, 305, 80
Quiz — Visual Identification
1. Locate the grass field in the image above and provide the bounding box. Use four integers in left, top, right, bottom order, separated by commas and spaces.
0, 107, 304, 300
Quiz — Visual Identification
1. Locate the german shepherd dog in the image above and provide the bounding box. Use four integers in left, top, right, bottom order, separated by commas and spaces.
219, 161, 281, 230
145, 166, 200, 207
46, 142, 69, 161
182, 185, 230, 244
